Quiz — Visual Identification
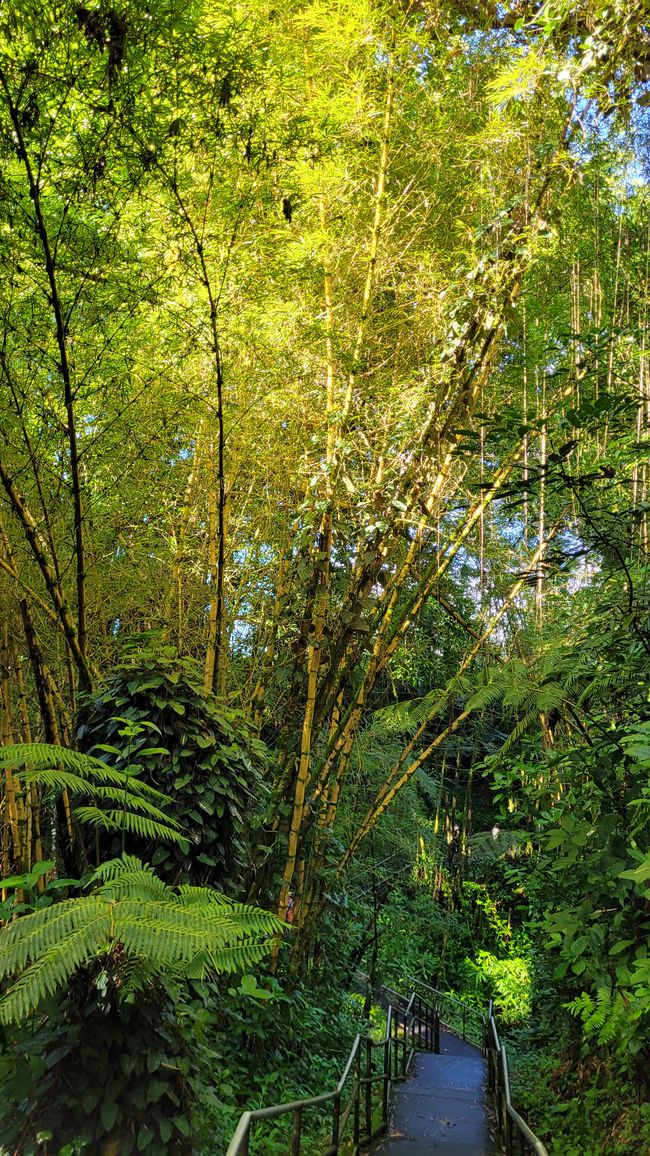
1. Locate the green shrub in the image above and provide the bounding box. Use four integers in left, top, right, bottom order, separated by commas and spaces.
77, 645, 269, 887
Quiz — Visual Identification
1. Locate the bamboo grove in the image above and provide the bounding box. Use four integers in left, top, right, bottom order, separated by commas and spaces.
0, 0, 649, 971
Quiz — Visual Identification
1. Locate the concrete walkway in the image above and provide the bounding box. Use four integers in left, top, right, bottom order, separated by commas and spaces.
370, 1029, 494, 1155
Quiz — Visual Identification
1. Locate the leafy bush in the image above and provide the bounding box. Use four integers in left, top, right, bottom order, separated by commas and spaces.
464, 950, 532, 1024
77, 645, 269, 887
0, 978, 203, 1154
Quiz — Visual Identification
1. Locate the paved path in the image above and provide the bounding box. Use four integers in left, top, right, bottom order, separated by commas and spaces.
370, 1029, 494, 1156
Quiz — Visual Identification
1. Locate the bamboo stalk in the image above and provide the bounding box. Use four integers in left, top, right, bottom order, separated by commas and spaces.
339, 707, 473, 874
273, 22, 399, 919
535, 364, 547, 627
1, 623, 22, 877
335, 526, 561, 870
0, 67, 89, 685
163, 417, 204, 644
312, 449, 525, 805
0, 465, 92, 689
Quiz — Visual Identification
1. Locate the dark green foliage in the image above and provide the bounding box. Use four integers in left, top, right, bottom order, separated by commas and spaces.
0, 976, 209, 1155
77, 646, 268, 888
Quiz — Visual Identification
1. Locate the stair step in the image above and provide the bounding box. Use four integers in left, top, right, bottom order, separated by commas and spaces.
369, 1046, 494, 1155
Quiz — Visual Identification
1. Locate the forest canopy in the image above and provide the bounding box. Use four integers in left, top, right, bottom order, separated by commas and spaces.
0, 1, 649, 1153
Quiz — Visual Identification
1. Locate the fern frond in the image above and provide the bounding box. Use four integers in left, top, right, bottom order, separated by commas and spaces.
1, 909, 112, 1025
500, 708, 539, 757
206, 942, 273, 974
93, 854, 143, 879
176, 885, 231, 906
502, 683, 537, 712
0, 899, 111, 982
466, 681, 504, 712
89, 860, 168, 901
576, 670, 626, 707
0, 857, 284, 1025
4, 744, 171, 803
584, 988, 611, 1032
72, 790, 181, 825
535, 681, 566, 714
0, 742, 182, 845
73, 807, 184, 844
365, 688, 448, 737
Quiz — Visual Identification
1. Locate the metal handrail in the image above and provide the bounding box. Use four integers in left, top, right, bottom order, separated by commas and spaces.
407, 979, 548, 1156
225, 982, 549, 1156
486, 1002, 549, 1156
406, 976, 486, 1048
225, 989, 439, 1155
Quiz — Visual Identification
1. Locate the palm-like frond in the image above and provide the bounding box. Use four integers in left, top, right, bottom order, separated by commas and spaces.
0, 856, 284, 1025
0, 743, 183, 844
499, 708, 540, 757
0, 745, 169, 801
465, 679, 505, 712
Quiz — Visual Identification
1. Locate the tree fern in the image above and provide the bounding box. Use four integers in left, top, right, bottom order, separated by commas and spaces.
0, 855, 284, 1025
0, 743, 184, 846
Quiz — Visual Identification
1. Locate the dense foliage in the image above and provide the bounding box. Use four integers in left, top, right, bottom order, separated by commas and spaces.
0, 0, 649, 1152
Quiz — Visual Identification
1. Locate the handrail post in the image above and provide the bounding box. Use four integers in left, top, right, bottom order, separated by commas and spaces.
331, 1091, 341, 1152
500, 1051, 508, 1149
365, 1037, 372, 1140
383, 1034, 390, 1128
434, 1009, 440, 1054
291, 1107, 302, 1156
353, 1045, 361, 1148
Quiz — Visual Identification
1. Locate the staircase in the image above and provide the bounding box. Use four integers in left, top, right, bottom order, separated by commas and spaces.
371, 1027, 493, 1155
225, 980, 548, 1156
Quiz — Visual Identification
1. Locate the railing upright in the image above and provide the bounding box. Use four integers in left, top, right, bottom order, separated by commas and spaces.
291, 1107, 302, 1156
353, 1046, 360, 1148
383, 1028, 390, 1127
364, 1037, 372, 1140
331, 1091, 340, 1149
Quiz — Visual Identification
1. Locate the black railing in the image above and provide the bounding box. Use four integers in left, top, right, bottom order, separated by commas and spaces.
226, 982, 549, 1156
407, 976, 485, 1048
486, 1003, 548, 1156
225, 990, 438, 1155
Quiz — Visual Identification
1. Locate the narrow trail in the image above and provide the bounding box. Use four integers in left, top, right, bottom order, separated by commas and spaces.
370, 1028, 494, 1156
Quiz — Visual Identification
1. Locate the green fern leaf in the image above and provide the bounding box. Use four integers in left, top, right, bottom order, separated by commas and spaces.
0, 856, 284, 1025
